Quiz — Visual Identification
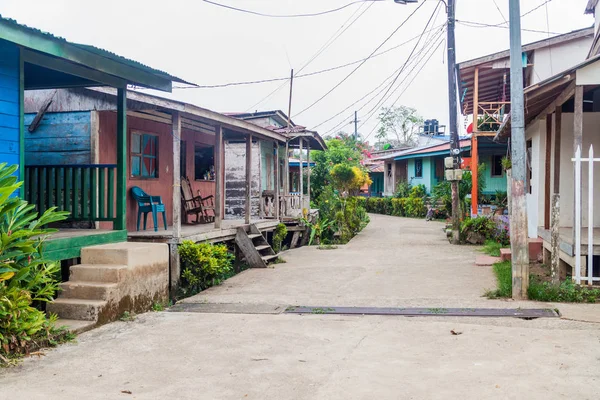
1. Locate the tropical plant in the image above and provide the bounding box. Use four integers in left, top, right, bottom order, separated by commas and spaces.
0, 163, 69, 358
272, 223, 288, 253
178, 241, 234, 296
307, 217, 336, 246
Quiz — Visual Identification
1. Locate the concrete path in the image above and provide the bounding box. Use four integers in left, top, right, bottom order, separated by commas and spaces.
2, 214, 600, 399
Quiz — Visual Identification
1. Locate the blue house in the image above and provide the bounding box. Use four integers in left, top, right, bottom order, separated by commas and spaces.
0, 16, 188, 260
375, 137, 508, 197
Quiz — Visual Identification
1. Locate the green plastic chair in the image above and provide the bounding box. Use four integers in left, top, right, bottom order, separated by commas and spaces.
130, 186, 167, 232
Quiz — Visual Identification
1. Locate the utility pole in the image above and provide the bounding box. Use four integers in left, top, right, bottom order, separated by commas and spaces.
508, 0, 529, 299
446, 0, 460, 244
353, 111, 359, 140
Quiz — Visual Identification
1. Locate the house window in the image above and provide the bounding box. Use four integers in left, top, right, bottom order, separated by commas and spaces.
131, 133, 158, 178
491, 155, 503, 177
195, 145, 215, 181
414, 158, 423, 178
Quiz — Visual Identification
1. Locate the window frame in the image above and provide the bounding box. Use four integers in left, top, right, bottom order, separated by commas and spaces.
414, 158, 423, 178
491, 155, 504, 177
130, 131, 159, 180
194, 143, 215, 181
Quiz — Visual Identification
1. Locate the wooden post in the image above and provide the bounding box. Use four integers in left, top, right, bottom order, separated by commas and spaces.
573, 86, 583, 249
544, 115, 552, 229
299, 138, 304, 211
274, 142, 280, 220
306, 139, 311, 207
245, 135, 252, 224
170, 112, 181, 291
471, 67, 480, 217
214, 125, 223, 229
115, 87, 127, 231
284, 141, 289, 215
553, 106, 562, 193
550, 193, 560, 285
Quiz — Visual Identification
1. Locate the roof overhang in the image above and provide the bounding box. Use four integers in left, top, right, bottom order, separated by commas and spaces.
586, 0, 599, 14
495, 54, 600, 140
0, 17, 193, 92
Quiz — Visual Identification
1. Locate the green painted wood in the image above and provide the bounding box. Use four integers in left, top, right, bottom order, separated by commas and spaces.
39, 167, 46, 213
82, 167, 89, 219
108, 167, 114, 220
24, 166, 29, 201
47, 167, 54, 208
65, 167, 72, 214
43, 230, 127, 261
115, 88, 126, 230
55, 166, 62, 211
0, 22, 173, 91
72, 168, 80, 219
90, 167, 97, 219
99, 167, 105, 219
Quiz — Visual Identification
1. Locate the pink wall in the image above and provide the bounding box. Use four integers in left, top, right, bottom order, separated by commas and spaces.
98, 112, 215, 231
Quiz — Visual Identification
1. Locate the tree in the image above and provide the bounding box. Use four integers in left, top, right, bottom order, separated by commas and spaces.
310, 132, 369, 200
376, 106, 423, 148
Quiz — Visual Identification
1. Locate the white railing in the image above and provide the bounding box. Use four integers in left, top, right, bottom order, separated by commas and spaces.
572, 145, 600, 285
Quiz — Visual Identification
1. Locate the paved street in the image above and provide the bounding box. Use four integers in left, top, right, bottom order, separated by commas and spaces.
2, 214, 599, 399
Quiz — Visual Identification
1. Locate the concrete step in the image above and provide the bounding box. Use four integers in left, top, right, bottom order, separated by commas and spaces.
499, 238, 544, 263
70, 264, 128, 283
500, 248, 511, 262
52, 318, 96, 334
59, 281, 118, 300
475, 255, 501, 266
47, 298, 106, 322
81, 242, 168, 269
261, 254, 279, 263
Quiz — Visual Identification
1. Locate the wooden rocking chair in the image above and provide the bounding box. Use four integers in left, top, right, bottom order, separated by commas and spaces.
181, 176, 215, 224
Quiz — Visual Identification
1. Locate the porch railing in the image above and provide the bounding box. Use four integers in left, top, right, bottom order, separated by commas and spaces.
573, 145, 600, 285
25, 164, 117, 223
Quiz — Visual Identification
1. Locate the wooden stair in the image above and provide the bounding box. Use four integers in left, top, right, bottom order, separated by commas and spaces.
235, 224, 279, 268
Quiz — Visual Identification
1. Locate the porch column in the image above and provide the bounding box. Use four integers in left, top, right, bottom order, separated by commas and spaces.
115, 87, 127, 231
544, 115, 552, 229
306, 139, 311, 206
170, 111, 182, 292
299, 138, 304, 211
550, 107, 562, 285
573, 85, 584, 280
214, 125, 223, 229
284, 140, 289, 215
471, 67, 480, 217
274, 142, 280, 219
245, 134, 252, 224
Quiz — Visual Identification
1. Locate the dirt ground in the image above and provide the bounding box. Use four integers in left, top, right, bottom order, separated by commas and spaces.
2, 214, 599, 399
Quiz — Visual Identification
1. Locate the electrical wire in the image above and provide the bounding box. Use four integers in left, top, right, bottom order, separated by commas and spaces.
492, 0, 508, 25
321, 25, 446, 135
293, 0, 427, 118
171, 23, 445, 90
243, 0, 374, 111
456, 19, 563, 35
202, 0, 384, 18
359, 1, 441, 124
362, 36, 446, 141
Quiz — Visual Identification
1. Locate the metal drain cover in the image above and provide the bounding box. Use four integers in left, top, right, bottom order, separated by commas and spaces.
284, 306, 559, 318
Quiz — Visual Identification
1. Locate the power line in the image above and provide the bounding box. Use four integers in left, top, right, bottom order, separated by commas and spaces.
171, 23, 445, 90
293, 0, 427, 118
201, 0, 384, 18
321, 25, 446, 135
522, 0, 552, 18
456, 19, 563, 35
492, 0, 508, 24
360, 1, 441, 124
243, 0, 373, 111
362, 37, 446, 141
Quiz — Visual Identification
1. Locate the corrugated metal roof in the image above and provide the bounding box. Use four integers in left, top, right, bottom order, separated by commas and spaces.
0, 15, 193, 86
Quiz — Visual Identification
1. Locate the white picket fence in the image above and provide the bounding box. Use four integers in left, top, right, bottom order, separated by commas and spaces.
572, 145, 600, 285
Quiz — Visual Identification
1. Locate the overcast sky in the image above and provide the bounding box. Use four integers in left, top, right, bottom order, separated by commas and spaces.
1, 0, 593, 142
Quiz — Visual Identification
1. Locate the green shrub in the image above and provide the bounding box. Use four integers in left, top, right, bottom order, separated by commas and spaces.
528, 277, 600, 303
409, 184, 427, 199
0, 163, 69, 359
272, 223, 288, 253
460, 216, 497, 243
178, 241, 235, 297
394, 181, 412, 198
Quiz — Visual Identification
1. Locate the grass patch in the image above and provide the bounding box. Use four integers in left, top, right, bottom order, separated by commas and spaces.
481, 240, 504, 257
485, 261, 512, 299
1, 324, 76, 367
528, 277, 600, 303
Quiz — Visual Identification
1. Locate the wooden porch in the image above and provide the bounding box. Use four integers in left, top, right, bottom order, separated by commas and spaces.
538, 227, 600, 257
128, 219, 279, 244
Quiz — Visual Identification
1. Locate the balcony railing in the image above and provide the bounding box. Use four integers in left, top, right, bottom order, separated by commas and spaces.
475, 101, 509, 132
25, 164, 118, 223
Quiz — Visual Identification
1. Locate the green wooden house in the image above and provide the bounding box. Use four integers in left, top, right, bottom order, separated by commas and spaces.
0, 16, 190, 260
